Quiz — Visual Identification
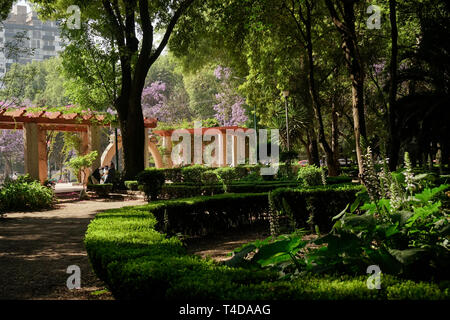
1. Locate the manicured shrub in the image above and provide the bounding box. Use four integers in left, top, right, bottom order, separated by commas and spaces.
297, 165, 324, 187
137, 168, 166, 201
326, 175, 354, 185
0, 177, 54, 213
200, 170, 221, 186
124, 180, 139, 191
148, 193, 270, 236
159, 181, 301, 199
269, 185, 363, 233
180, 165, 209, 183
163, 167, 183, 183
87, 183, 113, 197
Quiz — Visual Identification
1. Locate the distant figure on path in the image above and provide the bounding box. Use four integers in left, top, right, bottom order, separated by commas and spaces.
105, 162, 116, 184
91, 168, 101, 184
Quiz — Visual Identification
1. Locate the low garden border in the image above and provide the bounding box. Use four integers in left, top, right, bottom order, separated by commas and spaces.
85, 191, 449, 300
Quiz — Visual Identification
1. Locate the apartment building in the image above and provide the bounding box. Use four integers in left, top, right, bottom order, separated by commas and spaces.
0, 3, 63, 78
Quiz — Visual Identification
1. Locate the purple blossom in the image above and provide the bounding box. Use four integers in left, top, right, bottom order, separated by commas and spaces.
373, 62, 385, 75
0, 129, 24, 160
106, 107, 117, 115
212, 66, 248, 126
141, 81, 170, 121
214, 66, 232, 80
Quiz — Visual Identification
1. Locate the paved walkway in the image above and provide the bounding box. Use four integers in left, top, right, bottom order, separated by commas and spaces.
0, 199, 146, 300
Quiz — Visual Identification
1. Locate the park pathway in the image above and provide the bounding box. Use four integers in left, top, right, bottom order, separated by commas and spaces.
0, 199, 146, 300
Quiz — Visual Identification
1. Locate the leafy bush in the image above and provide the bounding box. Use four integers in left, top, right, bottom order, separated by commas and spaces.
250, 150, 450, 281
269, 185, 363, 233
180, 165, 209, 183
200, 170, 221, 186
163, 167, 183, 183
297, 165, 324, 187
66, 151, 98, 185
137, 168, 166, 201
124, 181, 139, 191
0, 177, 54, 213
147, 193, 270, 236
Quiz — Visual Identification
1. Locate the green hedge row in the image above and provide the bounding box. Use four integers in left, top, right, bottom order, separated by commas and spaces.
145, 193, 269, 236
159, 180, 301, 199
85, 195, 449, 300
269, 185, 364, 233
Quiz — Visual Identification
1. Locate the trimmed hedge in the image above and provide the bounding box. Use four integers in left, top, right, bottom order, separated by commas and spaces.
85, 195, 450, 300
159, 180, 301, 199
269, 185, 364, 233
137, 168, 165, 201
87, 183, 113, 197
146, 193, 269, 236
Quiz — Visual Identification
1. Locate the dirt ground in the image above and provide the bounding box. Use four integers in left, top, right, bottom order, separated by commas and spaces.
0, 199, 146, 300
0, 198, 270, 300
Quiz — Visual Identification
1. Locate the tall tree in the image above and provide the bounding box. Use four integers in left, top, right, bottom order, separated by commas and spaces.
33, 0, 195, 179
0, 0, 13, 21
325, 0, 367, 177
387, 0, 399, 171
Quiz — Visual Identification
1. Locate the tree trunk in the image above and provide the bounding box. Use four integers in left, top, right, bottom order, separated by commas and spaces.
388, 0, 399, 171
118, 94, 145, 180
308, 130, 320, 167
330, 101, 341, 176
325, 0, 367, 178
301, 1, 339, 176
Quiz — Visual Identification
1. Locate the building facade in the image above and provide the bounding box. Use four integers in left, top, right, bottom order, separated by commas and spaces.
0, 4, 62, 79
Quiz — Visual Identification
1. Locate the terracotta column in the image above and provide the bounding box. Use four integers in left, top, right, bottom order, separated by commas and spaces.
88, 125, 101, 170
162, 135, 173, 168
220, 133, 227, 167
144, 128, 149, 168
23, 123, 47, 184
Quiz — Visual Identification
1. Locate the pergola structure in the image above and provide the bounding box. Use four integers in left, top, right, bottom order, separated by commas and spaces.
0, 108, 157, 183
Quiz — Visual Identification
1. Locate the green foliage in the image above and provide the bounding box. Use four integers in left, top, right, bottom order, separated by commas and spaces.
160, 180, 301, 199
200, 170, 221, 186
260, 180, 449, 280
124, 181, 139, 191
180, 165, 210, 184
297, 165, 324, 187
269, 185, 363, 233
85, 194, 449, 300
0, 176, 54, 214
66, 151, 98, 174
137, 168, 166, 201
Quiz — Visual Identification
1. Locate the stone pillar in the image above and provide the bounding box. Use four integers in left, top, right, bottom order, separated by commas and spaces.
162, 135, 173, 168
23, 123, 47, 184
144, 128, 149, 168
88, 125, 101, 170
232, 134, 238, 167
221, 133, 227, 167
